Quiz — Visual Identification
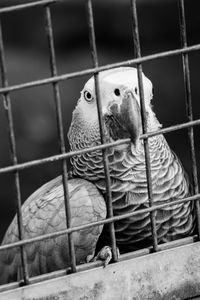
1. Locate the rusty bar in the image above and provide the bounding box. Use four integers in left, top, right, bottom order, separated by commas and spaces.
130, 0, 158, 252
85, 0, 118, 262
178, 0, 200, 240
0, 44, 200, 95
1, 118, 200, 175
0, 193, 200, 253
44, 5, 76, 273
0, 19, 29, 285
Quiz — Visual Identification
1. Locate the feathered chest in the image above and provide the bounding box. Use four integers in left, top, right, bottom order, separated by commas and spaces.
69, 132, 189, 205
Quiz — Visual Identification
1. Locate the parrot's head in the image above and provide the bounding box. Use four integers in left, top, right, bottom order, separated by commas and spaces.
68, 67, 160, 149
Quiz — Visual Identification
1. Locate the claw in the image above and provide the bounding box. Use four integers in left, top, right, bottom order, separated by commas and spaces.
92, 246, 120, 268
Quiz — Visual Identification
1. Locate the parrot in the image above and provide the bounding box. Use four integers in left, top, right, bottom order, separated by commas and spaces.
68, 66, 195, 253
0, 177, 106, 284
0, 66, 195, 285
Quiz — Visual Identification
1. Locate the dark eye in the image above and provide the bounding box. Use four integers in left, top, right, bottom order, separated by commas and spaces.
84, 90, 93, 102
135, 87, 138, 95
114, 88, 120, 96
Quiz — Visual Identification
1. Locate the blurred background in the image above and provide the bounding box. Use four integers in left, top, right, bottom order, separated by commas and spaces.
0, 0, 200, 241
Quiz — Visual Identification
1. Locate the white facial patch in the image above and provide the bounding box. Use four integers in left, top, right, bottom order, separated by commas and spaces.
83, 67, 153, 109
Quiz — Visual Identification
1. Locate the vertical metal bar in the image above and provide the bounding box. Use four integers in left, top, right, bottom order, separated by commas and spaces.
85, 0, 118, 262
44, 5, 76, 272
130, 0, 158, 252
0, 20, 29, 284
178, 0, 200, 239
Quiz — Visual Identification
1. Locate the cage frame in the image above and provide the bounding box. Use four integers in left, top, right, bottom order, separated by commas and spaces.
0, 0, 200, 295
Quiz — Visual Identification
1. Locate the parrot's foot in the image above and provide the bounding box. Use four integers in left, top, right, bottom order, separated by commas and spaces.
92, 246, 120, 268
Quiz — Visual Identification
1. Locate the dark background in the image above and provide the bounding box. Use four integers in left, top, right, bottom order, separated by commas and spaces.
0, 0, 200, 241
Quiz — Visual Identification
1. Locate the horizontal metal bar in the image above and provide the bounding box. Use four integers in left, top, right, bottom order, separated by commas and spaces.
0, 193, 200, 252
0, 0, 65, 14
0, 139, 130, 174
0, 118, 200, 175
119, 235, 197, 264
141, 118, 200, 139
0, 44, 199, 95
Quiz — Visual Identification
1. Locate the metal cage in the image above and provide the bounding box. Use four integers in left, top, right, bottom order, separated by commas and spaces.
0, 0, 200, 299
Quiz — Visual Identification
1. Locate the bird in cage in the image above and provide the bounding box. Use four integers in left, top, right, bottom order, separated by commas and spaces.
0, 66, 195, 284
68, 66, 195, 254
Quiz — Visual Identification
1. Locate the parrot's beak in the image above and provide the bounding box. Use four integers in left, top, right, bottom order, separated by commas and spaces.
108, 91, 141, 144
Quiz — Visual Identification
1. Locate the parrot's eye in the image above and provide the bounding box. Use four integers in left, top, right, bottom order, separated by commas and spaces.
114, 88, 120, 96
84, 90, 93, 102
135, 87, 138, 95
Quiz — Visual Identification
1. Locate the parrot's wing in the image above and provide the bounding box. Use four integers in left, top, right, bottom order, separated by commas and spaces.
0, 177, 106, 284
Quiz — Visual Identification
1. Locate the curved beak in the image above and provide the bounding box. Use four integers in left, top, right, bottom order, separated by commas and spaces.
108, 91, 141, 144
